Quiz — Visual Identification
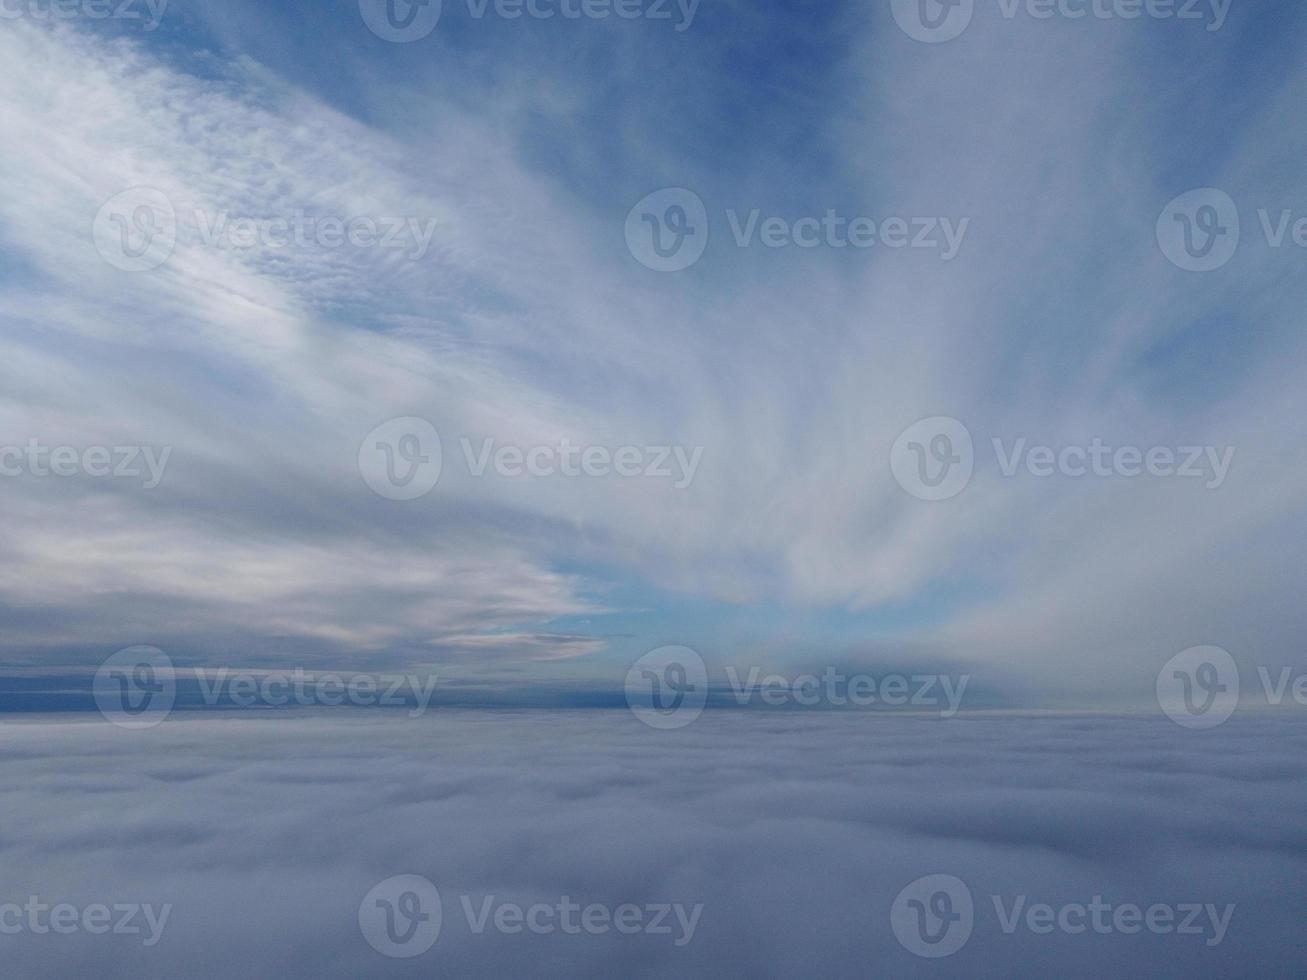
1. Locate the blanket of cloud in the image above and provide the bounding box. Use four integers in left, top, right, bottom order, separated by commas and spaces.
1, 710, 1304, 978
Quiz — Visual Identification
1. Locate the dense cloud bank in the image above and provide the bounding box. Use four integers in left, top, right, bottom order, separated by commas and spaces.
1, 710, 1304, 977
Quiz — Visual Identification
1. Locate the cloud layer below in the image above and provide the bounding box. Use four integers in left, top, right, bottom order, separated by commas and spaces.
2, 710, 1305, 977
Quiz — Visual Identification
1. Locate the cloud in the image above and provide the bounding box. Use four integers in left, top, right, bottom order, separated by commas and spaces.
0, 8, 1304, 701
1, 711, 1305, 977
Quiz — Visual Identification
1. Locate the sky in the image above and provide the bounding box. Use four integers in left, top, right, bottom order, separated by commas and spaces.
1, 0, 1306, 709
4, 7, 1307, 979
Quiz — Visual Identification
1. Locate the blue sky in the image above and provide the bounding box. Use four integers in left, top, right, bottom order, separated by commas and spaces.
1, 0, 1305, 707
